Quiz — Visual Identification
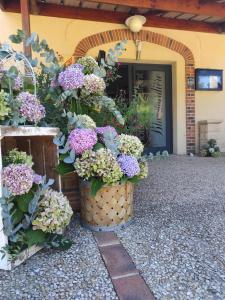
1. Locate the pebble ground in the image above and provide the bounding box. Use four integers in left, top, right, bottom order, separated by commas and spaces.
117, 155, 225, 299
0, 217, 117, 300
1, 155, 225, 299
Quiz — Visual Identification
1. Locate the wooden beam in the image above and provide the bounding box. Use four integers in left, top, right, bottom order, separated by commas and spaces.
87, 0, 225, 19
20, 0, 31, 57
3, 1, 221, 34
30, 0, 40, 15
0, 0, 5, 10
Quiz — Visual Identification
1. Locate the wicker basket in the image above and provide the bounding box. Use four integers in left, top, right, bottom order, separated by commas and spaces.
80, 181, 134, 231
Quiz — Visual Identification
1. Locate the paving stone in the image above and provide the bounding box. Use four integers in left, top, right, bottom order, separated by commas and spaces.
100, 244, 138, 279
112, 274, 155, 300
94, 232, 120, 247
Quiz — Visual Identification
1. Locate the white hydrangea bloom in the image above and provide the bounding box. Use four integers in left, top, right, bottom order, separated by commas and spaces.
32, 189, 73, 234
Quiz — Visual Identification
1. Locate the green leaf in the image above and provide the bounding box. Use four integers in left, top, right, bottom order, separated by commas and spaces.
56, 161, 75, 175
46, 234, 73, 251
15, 191, 34, 213
25, 228, 47, 248
128, 175, 140, 184
90, 178, 105, 197
12, 209, 23, 225
93, 143, 104, 151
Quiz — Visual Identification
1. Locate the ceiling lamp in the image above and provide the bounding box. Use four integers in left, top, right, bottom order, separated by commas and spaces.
125, 15, 146, 33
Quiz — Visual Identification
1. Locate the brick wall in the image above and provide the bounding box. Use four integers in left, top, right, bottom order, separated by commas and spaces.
72, 29, 196, 154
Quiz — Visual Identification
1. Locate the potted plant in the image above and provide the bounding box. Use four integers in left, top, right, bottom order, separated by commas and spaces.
54, 118, 148, 231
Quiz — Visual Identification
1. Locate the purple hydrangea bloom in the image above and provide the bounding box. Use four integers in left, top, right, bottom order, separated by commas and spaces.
96, 126, 117, 137
117, 155, 140, 178
33, 174, 43, 185
3, 163, 34, 195
68, 128, 97, 155
17, 92, 46, 124
58, 65, 84, 90
13, 76, 23, 91
68, 63, 84, 71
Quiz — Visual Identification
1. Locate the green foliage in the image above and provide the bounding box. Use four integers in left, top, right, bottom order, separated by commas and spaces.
15, 190, 34, 213
90, 178, 105, 197
45, 234, 73, 251
56, 161, 75, 175
25, 228, 47, 248
202, 138, 221, 157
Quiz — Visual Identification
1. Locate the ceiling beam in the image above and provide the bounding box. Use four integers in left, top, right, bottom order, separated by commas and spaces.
2, 2, 221, 34
0, 0, 5, 10
87, 0, 225, 19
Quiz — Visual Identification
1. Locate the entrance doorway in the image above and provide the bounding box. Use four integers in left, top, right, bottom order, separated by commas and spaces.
107, 63, 173, 154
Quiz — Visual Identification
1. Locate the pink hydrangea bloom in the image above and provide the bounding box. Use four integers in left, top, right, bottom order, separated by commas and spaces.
68, 128, 97, 155
3, 163, 34, 195
17, 92, 46, 124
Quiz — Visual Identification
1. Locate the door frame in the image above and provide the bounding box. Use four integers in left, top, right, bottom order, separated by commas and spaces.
124, 63, 173, 154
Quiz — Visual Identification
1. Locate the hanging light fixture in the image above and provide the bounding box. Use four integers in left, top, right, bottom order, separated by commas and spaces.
125, 15, 146, 33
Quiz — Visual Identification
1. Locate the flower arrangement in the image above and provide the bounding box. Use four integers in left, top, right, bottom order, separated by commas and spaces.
54, 113, 148, 196
200, 139, 221, 157
0, 149, 73, 259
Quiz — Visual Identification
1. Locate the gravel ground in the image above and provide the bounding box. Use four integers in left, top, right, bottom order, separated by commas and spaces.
117, 155, 225, 300
0, 217, 117, 300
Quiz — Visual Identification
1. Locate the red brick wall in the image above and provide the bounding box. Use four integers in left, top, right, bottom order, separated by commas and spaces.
73, 29, 196, 154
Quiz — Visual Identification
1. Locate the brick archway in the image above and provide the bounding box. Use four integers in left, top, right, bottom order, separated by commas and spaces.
74, 29, 195, 154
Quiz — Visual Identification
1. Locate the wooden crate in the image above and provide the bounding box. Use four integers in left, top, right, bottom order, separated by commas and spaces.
0, 126, 60, 270
61, 173, 80, 211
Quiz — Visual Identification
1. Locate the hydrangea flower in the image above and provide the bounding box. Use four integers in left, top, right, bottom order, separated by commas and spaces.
32, 188, 73, 234
117, 155, 140, 178
83, 74, 106, 94
76, 114, 96, 129
68, 128, 97, 155
117, 134, 144, 158
96, 126, 117, 137
2, 163, 34, 195
58, 65, 84, 90
77, 56, 98, 74
4, 149, 33, 167
17, 92, 46, 124
13, 76, 23, 91
139, 160, 148, 179
33, 174, 43, 185
0, 90, 11, 121
74, 148, 123, 185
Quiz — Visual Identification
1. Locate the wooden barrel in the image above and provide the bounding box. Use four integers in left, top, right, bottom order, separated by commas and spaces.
80, 181, 134, 231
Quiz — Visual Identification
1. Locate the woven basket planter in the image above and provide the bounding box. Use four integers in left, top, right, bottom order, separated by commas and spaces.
80, 181, 134, 231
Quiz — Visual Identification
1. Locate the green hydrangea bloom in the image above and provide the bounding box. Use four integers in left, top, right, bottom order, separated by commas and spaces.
74, 148, 123, 185
0, 90, 11, 121
4, 148, 33, 167
32, 188, 73, 234
118, 134, 144, 158
77, 56, 98, 74
139, 160, 148, 179
76, 114, 96, 129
